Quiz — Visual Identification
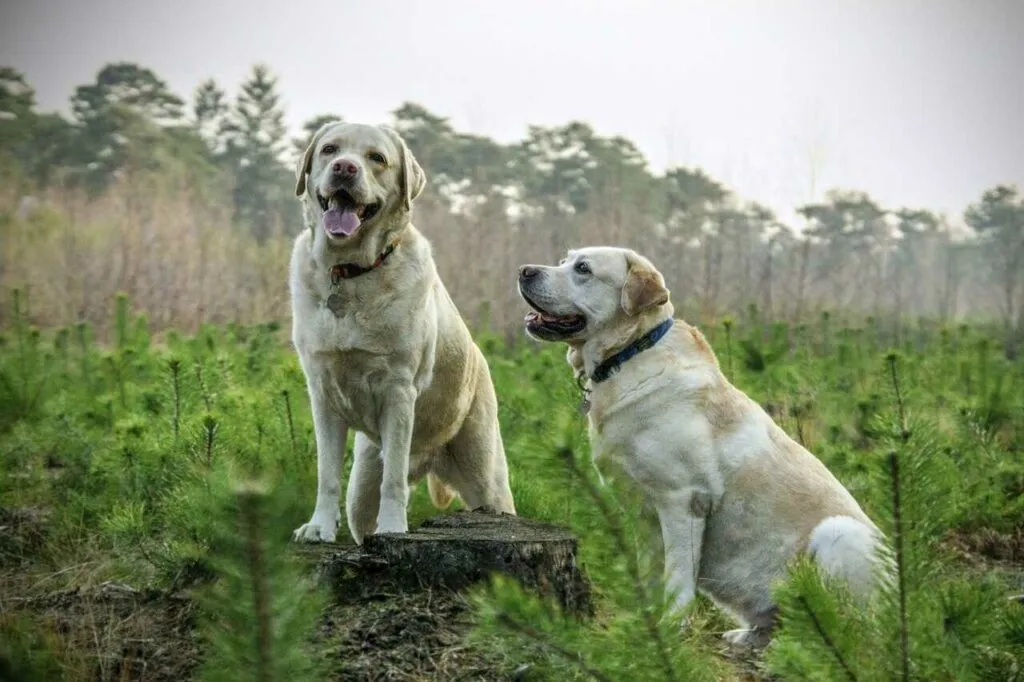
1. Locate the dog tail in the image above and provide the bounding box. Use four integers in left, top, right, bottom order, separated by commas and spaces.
427, 473, 456, 509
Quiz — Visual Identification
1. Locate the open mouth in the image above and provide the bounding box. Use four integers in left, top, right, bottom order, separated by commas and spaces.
317, 188, 381, 237
521, 293, 586, 339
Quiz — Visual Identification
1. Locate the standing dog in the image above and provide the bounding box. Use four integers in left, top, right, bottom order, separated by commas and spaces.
517, 246, 883, 646
289, 121, 515, 544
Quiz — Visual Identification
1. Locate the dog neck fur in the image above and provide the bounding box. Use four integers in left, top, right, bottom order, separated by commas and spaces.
572, 298, 677, 381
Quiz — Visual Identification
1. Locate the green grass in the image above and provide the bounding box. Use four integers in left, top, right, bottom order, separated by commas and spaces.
2, 291, 1023, 680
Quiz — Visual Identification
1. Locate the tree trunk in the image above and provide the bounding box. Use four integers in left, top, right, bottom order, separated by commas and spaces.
940, 240, 959, 323
793, 239, 811, 322
300, 508, 593, 616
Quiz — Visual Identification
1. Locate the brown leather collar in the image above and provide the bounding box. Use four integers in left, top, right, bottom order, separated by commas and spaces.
330, 240, 399, 284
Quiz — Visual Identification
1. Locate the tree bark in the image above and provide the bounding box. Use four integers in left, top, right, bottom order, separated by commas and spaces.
300, 508, 593, 616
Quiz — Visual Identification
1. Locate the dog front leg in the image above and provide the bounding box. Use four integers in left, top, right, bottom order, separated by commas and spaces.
656, 488, 711, 614
293, 385, 348, 543
375, 385, 416, 535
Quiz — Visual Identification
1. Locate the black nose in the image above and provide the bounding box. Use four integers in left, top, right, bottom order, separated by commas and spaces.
519, 265, 539, 281
331, 160, 359, 177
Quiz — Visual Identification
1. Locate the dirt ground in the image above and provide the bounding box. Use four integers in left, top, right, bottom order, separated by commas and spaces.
0, 508, 550, 682
0, 572, 512, 682
2, 507, 1022, 682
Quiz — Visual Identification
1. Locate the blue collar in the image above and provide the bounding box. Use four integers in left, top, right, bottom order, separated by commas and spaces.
590, 318, 674, 384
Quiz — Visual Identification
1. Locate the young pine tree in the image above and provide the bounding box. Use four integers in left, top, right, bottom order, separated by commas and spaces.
195, 473, 326, 682
766, 355, 1024, 681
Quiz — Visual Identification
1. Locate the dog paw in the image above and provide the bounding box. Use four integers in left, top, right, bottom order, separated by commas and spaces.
722, 627, 771, 649
292, 513, 338, 543
374, 499, 408, 535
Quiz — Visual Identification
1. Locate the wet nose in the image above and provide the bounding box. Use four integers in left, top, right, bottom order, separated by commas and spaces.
331, 160, 359, 177
519, 265, 540, 281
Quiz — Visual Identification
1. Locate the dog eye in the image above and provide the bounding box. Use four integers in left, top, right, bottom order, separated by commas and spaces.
574, 261, 591, 275
367, 151, 387, 165
320, 144, 338, 155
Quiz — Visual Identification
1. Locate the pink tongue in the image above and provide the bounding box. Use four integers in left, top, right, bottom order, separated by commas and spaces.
323, 208, 361, 236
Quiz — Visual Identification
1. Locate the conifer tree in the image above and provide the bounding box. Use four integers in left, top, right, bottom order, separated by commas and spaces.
195, 475, 326, 682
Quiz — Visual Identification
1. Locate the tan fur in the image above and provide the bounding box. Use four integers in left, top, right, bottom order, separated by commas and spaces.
620, 255, 670, 316
687, 326, 718, 365
379, 127, 427, 211
730, 424, 873, 554
518, 245, 885, 648
290, 122, 515, 545
695, 384, 745, 441
427, 472, 455, 509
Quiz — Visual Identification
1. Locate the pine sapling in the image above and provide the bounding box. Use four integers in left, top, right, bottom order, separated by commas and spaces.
239, 486, 273, 682
722, 316, 734, 380
115, 292, 131, 350
196, 476, 325, 682
796, 595, 858, 682
195, 362, 213, 413
555, 446, 679, 682
888, 451, 910, 682
76, 321, 93, 397
885, 351, 910, 682
169, 358, 182, 440
281, 389, 297, 458
202, 414, 218, 469
494, 612, 615, 682
55, 327, 70, 376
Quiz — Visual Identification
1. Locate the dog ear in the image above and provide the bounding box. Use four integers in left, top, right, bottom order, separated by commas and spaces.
381, 126, 427, 211
294, 120, 342, 198
620, 254, 669, 316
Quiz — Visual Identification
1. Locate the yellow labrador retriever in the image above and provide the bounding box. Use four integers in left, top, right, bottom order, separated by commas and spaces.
290, 121, 515, 544
517, 246, 883, 647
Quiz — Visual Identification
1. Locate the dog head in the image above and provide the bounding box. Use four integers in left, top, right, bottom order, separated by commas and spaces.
294, 121, 426, 244
517, 246, 671, 345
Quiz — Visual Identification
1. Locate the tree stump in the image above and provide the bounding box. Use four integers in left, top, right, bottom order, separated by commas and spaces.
300, 507, 592, 616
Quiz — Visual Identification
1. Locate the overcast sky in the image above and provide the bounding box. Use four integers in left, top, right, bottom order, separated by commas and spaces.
2, 0, 1022, 226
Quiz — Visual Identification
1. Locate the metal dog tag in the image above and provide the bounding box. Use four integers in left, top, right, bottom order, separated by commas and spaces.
576, 374, 592, 415
325, 293, 345, 317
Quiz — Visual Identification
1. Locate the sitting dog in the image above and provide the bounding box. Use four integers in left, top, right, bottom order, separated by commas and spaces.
289, 120, 515, 544
517, 245, 884, 646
